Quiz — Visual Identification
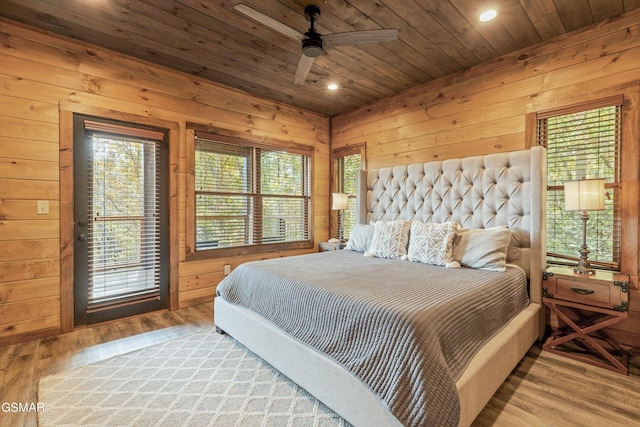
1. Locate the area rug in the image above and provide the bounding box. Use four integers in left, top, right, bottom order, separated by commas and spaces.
38, 328, 350, 426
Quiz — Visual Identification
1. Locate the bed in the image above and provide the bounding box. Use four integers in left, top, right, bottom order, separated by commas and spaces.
214, 146, 547, 426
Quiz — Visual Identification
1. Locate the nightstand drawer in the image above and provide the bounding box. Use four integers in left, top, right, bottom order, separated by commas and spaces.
555, 278, 612, 306
543, 266, 629, 311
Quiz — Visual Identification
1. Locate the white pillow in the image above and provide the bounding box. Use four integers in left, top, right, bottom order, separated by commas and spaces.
344, 224, 374, 252
366, 220, 411, 260
452, 227, 512, 271
407, 221, 460, 268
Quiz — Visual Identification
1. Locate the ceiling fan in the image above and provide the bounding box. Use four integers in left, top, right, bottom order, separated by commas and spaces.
234, 3, 398, 84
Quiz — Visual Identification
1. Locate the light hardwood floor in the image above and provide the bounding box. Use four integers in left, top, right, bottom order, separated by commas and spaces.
0, 302, 214, 427
1, 301, 639, 427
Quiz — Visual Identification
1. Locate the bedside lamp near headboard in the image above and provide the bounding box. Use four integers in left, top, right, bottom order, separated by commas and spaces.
564, 178, 605, 275
332, 192, 349, 243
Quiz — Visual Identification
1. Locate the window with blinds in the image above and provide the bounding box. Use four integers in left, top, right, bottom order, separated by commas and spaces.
537, 96, 622, 270
194, 135, 311, 251
335, 152, 362, 240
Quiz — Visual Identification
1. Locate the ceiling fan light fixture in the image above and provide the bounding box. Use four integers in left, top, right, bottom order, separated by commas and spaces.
302, 36, 323, 57
327, 83, 338, 90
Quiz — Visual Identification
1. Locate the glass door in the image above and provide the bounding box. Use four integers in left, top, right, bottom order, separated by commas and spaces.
73, 115, 169, 326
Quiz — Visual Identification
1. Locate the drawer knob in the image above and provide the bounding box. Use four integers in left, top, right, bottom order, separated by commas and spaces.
570, 286, 595, 295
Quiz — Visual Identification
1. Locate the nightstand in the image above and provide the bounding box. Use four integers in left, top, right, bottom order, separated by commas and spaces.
542, 265, 630, 374
318, 241, 344, 252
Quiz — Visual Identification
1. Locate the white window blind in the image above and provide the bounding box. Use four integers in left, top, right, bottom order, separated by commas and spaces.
195, 135, 311, 251
85, 122, 164, 310
537, 96, 622, 270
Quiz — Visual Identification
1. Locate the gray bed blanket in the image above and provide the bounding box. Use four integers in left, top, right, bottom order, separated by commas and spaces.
216, 250, 529, 427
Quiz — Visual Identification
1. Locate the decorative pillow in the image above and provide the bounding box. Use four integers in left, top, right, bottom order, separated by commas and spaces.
506, 231, 530, 277
452, 226, 512, 271
344, 224, 374, 253
407, 221, 460, 268
366, 220, 411, 260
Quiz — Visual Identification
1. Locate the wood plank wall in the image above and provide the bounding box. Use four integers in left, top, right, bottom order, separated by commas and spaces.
331, 9, 640, 349
0, 19, 330, 345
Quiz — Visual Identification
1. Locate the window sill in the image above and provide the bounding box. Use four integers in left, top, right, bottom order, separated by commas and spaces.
186, 241, 314, 261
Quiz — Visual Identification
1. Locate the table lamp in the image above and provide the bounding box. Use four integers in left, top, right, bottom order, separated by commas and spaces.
331, 192, 349, 243
564, 178, 605, 274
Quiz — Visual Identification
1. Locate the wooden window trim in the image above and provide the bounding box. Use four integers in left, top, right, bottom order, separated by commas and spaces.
186, 126, 314, 261
187, 123, 313, 156
332, 144, 365, 160
535, 95, 624, 120
535, 95, 628, 273
330, 144, 365, 239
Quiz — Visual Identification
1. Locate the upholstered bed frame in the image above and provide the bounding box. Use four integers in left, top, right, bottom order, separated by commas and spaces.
214, 146, 547, 426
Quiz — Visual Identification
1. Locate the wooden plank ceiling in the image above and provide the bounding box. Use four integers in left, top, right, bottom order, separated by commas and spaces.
1, 0, 639, 116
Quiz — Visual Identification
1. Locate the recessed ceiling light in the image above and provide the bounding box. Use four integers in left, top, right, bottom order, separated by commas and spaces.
327, 83, 339, 90
479, 10, 497, 22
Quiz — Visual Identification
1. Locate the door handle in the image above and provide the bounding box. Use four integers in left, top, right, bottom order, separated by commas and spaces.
77, 234, 88, 242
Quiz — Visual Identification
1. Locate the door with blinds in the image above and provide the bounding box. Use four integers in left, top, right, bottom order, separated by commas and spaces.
73, 115, 169, 326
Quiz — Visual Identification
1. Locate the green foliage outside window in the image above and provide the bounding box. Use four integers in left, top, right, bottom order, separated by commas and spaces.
195, 139, 311, 250
91, 135, 156, 269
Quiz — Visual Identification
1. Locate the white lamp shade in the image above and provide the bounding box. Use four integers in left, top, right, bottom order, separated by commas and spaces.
564, 179, 605, 211
331, 193, 350, 211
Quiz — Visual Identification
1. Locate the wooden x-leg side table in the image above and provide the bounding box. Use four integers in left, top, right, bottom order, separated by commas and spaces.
543, 297, 628, 374
542, 266, 630, 375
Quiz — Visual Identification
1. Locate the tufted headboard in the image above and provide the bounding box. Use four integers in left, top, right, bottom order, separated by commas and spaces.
357, 147, 546, 301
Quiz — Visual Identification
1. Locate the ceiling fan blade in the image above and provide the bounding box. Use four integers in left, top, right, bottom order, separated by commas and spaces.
324, 29, 398, 47
294, 54, 315, 84
234, 3, 304, 41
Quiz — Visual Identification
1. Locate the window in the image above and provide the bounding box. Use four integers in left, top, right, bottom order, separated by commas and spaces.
537, 96, 622, 270
334, 150, 362, 240
193, 132, 312, 255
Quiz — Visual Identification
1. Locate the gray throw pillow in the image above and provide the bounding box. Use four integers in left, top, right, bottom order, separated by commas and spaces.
452, 227, 511, 271
344, 224, 374, 253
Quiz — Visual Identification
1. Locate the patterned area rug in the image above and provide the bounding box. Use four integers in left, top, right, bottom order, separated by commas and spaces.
38, 328, 349, 426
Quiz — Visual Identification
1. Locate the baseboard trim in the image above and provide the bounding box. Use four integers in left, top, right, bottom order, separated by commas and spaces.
0, 326, 61, 348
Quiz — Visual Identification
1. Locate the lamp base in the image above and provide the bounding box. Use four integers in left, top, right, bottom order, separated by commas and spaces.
574, 265, 596, 275
574, 243, 596, 275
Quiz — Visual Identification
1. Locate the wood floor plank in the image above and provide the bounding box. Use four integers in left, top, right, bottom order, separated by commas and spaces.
1, 301, 639, 427
473, 346, 640, 426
